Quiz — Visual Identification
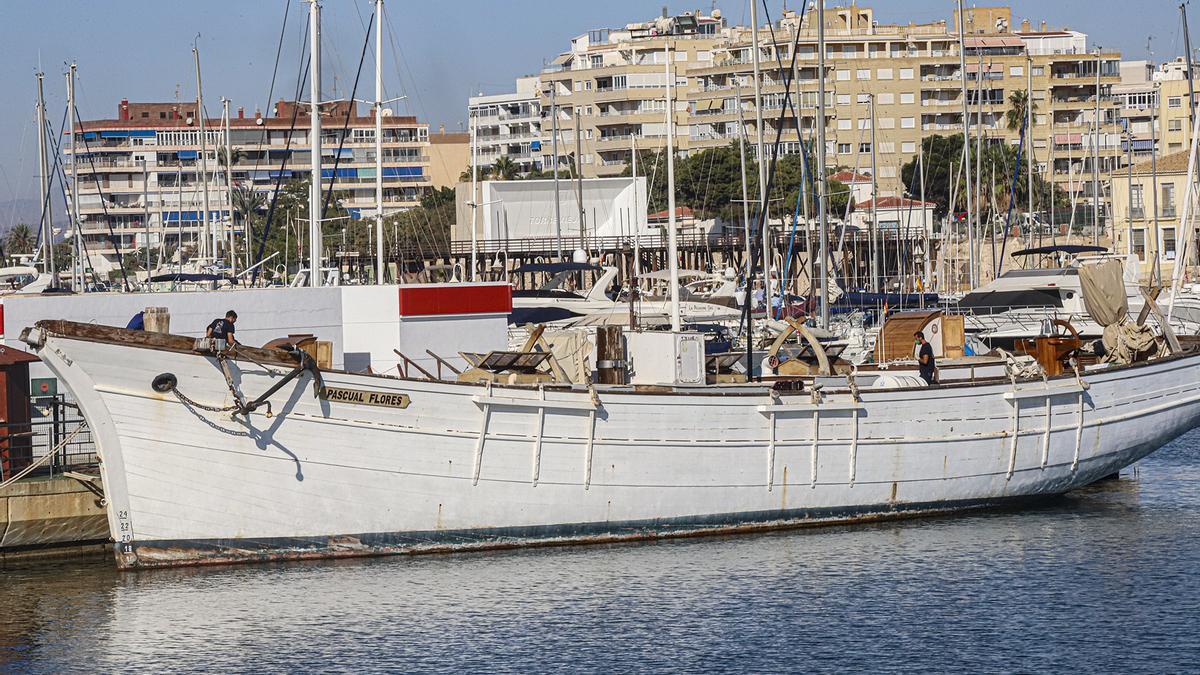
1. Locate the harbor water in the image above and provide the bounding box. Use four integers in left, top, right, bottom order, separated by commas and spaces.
2, 433, 1198, 672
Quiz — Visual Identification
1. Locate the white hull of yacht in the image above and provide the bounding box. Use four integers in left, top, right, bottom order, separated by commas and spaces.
23, 321, 1200, 569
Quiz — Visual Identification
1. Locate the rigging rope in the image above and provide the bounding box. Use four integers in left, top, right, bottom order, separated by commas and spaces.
0, 422, 89, 492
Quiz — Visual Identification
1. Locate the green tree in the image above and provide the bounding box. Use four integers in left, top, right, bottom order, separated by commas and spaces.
4, 223, 36, 255
490, 156, 520, 180
900, 134, 1067, 225
1005, 89, 1037, 131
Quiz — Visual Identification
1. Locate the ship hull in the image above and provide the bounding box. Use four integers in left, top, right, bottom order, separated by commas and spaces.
24, 322, 1200, 569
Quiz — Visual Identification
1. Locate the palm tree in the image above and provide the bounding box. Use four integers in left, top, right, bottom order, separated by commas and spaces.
1006, 90, 1037, 131
217, 146, 244, 168
4, 223, 36, 255
231, 184, 266, 222
491, 156, 520, 180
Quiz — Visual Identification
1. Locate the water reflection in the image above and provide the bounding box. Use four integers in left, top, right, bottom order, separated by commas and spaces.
2, 432, 1198, 672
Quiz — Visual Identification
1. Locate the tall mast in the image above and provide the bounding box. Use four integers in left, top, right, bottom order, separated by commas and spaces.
919, 144, 929, 299
221, 98, 236, 273
869, 93, 879, 292
750, 0, 770, 301
469, 108, 478, 280
665, 44, 681, 332
142, 159, 151, 276
574, 105, 585, 250
36, 72, 55, 280
193, 46, 212, 261
630, 134, 641, 278
1150, 83, 1161, 272
956, 0, 976, 288
1092, 49, 1102, 247
736, 79, 754, 371
67, 64, 82, 291
816, 0, 830, 328
374, 0, 386, 283
551, 85, 562, 261
1027, 52, 1035, 251
307, 0, 323, 287
1184, 3, 1197, 132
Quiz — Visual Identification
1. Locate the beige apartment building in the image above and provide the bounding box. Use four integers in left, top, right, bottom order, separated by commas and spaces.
1110, 150, 1189, 280
535, 9, 734, 178
688, 5, 1122, 200
529, 5, 1122, 206
1115, 58, 1198, 163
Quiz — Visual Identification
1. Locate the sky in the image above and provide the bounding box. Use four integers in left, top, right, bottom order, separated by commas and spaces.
0, 0, 1191, 220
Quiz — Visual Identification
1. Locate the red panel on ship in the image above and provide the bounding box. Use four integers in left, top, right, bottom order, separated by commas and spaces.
397, 284, 512, 317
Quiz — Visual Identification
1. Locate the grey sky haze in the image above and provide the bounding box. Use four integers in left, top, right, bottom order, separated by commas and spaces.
0, 0, 1190, 220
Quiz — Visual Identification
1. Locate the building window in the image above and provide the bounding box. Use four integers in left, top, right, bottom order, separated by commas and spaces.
1163, 227, 1177, 259
901, 141, 917, 153
1169, 97, 1183, 108
837, 119, 852, 130
837, 143, 852, 154
879, 142, 895, 153
590, 55, 602, 68
899, 68, 914, 80
900, 92, 915, 104
837, 94, 851, 105
836, 69, 850, 81
859, 142, 872, 153
1032, 67, 1044, 76
1133, 228, 1146, 257
857, 93, 870, 104
901, 117, 916, 129
879, 92, 895, 105
877, 68, 893, 80
880, 166, 898, 178
856, 69, 870, 80
1169, 119, 1183, 132
1130, 184, 1144, 218
879, 117, 895, 129
1162, 183, 1176, 217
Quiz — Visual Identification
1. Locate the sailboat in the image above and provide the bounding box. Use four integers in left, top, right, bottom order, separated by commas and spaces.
20, 5, 1200, 568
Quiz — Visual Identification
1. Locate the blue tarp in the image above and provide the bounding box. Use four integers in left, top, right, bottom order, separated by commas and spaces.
383, 166, 422, 177
99, 130, 155, 138
177, 150, 198, 160
321, 168, 358, 179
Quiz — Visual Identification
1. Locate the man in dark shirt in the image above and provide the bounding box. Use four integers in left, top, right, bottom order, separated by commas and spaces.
915, 331, 936, 385
206, 310, 238, 349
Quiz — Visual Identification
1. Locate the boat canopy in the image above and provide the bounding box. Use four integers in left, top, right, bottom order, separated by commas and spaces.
512, 262, 601, 274
1011, 244, 1108, 257
147, 273, 232, 283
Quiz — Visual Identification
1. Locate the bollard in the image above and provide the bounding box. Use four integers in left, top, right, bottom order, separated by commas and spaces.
595, 325, 627, 385
143, 307, 170, 334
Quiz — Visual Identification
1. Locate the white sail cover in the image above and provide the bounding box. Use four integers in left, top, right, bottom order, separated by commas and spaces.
1078, 259, 1128, 328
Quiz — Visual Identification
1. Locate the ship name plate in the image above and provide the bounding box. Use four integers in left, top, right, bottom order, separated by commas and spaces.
319, 386, 411, 408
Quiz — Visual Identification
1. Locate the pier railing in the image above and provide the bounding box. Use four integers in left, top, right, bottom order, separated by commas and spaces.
0, 396, 97, 482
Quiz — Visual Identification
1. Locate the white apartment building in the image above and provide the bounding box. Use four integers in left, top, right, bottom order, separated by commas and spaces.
467, 76, 542, 174
65, 99, 431, 269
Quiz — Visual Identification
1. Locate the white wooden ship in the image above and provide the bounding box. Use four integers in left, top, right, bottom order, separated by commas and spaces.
20, 318, 1200, 569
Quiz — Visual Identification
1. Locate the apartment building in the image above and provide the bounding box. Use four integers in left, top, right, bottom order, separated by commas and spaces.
66, 98, 430, 268
1110, 150, 1188, 279
536, 8, 734, 178
1115, 58, 1198, 163
687, 5, 1122, 200
467, 76, 542, 174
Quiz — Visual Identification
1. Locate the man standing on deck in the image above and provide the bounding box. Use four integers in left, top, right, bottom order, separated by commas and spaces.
915, 331, 936, 385
206, 310, 238, 349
